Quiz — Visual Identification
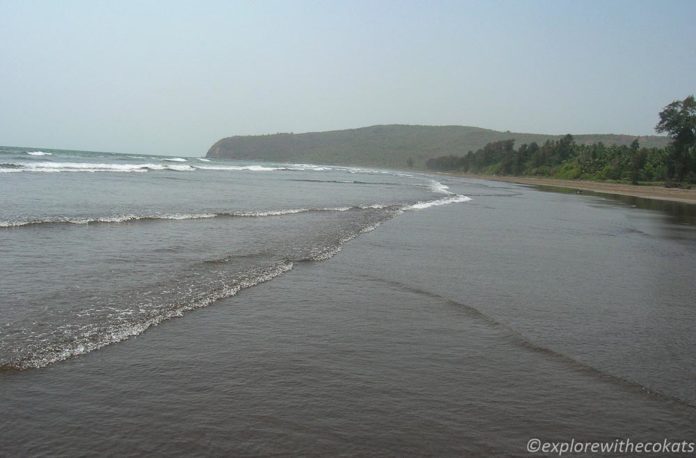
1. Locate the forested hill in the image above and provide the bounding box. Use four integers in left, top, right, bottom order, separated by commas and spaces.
206, 125, 669, 169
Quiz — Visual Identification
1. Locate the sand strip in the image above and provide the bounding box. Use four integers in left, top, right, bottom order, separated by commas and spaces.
448, 174, 696, 205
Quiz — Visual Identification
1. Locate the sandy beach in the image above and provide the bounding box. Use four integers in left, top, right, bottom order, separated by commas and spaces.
448, 174, 696, 205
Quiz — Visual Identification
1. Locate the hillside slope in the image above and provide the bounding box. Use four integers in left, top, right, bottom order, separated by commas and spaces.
206, 125, 670, 169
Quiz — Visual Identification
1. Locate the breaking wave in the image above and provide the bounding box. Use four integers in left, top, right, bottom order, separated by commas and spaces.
2, 262, 294, 370
0, 197, 467, 229
1, 162, 196, 173
405, 194, 472, 210
0, 207, 367, 228
429, 179, 453, 195
0, 160, 417, 176
0, 161, 342, 174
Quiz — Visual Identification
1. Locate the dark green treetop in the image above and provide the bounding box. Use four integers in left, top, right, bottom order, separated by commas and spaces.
656, 95, 696, 182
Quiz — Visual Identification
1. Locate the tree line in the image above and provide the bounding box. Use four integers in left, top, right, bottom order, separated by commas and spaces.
426, 96, 696, 185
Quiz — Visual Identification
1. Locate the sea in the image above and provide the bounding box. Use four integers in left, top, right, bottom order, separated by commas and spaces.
1, 145, 695, 456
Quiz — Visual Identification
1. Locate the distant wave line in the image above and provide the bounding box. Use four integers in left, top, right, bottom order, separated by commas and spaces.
0, 161, 337, 173
0, 161, 419, 177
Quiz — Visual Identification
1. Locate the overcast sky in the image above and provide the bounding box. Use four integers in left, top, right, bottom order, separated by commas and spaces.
1, 0, 695, 156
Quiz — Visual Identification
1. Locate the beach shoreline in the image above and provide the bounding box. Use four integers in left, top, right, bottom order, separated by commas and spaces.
443, 173, 696, 204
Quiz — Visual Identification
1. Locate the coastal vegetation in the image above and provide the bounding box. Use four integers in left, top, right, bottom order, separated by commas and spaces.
426, 96, 696, 186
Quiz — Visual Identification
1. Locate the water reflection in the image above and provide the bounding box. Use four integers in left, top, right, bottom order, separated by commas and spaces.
531, 185, 696, 236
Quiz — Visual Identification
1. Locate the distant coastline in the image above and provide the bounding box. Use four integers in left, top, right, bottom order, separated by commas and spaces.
206, 125, 668, 169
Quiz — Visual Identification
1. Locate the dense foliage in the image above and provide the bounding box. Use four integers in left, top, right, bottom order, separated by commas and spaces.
425, 136, 673, 183
426, 96, 696, 185
656, 95, 696, 183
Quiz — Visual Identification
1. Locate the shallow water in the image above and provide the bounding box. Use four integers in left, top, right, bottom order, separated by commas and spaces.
1, 146, 695, 456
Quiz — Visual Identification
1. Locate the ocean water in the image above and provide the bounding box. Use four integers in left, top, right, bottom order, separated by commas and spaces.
1, 146, 695, 456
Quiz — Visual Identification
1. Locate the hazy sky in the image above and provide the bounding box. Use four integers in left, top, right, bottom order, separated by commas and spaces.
1, 0, 695, 156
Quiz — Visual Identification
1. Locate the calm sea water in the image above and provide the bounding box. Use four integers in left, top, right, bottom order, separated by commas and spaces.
1, 146, 695, 456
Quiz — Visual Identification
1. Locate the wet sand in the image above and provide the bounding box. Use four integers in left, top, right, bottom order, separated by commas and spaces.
447, 174, 696, 204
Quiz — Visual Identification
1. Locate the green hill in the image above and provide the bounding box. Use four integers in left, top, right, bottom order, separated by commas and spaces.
206, 125, 670, 169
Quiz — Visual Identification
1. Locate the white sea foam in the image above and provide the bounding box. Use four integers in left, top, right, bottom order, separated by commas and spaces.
289, 164, 334, 171
359, 203, 391, 209
1, 158, 423, 180
233, 206, 352, 217
195, 164, 283, 171
163, 213, 217, 220
429, 180, 453, 195
5, 162, 197, 173
0, 213, 219, 228
234, 208, 308, 217
309, 218, 387, 262
2, 161, 304, 173
26, 151, 52, 156
10, 262, 294, 370
164, 164, 196, 171
196, 164, 346, 172
343, 166, 413, 178
0, 207, 360, 228
0, 200, 471, 229
405, 194, 472, 210
0, 159, 409, 176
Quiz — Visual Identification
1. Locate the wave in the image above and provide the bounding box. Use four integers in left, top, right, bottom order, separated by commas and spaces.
195, 164, 284, 172
0, 189, 473, 370
429, 179, 453, 195
343, 166, 414, 178
197, 164, 333, 172
307, 220, 387, 262
0, 160, 421, 179
274, 195, 471, 263
0, 213, 221, 228
289, 178, 401, 187
0, 161, 197, 173
0, 195, 469, 229
0, 162, 320, 173
405, 194, 472, 210
2, 261, 294, 370
3, 201, 398, 369
233, 207, 353, 217
290, 164, 334, 171
26, 151, 52, 156
0, 207, 365, 228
